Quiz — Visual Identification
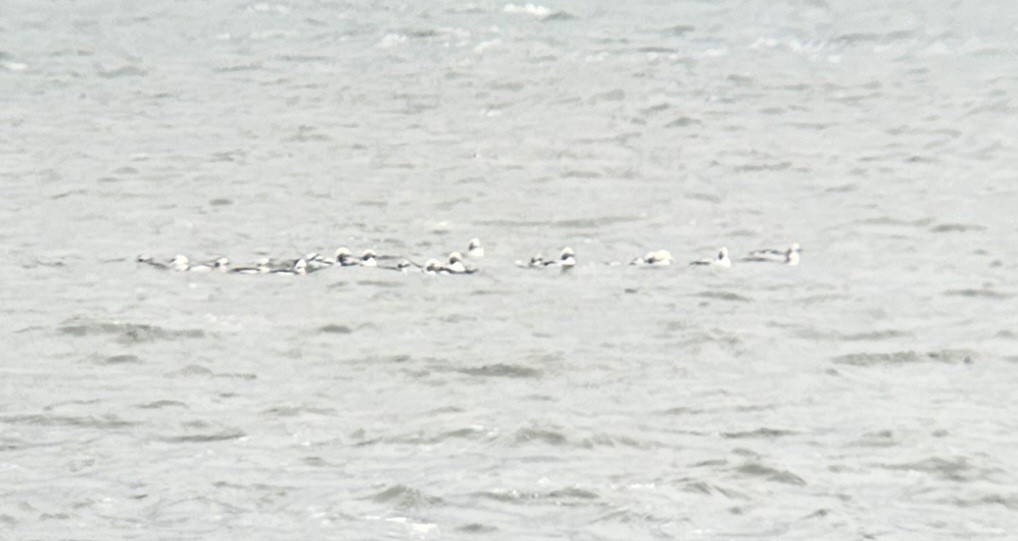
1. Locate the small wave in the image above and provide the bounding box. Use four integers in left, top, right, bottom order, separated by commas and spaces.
167, 364, 215, 377
723, 428, 796, 439
684, 481, 747, 498
859, 216, 933, 227
578, 433, 653, 449
212, 62, 263, 73
456, 363, 541, 378
97, 64, 147, 78
319, 324, 353, 334
369, 485, 443, 509
515, 427, 567, 446
735, 462, 807, 486
93, 354, 142, 366
660, 406, 703, 416
832, 349, 976, 366
852, 429, 897, 448
951, 494, 1018, 511
456, 523, 498, 533
546, 487, 599, 500
832, 30, 914, 45
663, 25, 695, 36
733, 162, 792, 173
261, 405, 334, 417
58, 318, 206, 344
840, 330, 911, 341
878, 456, 997, 482
1, 414, 135, 429
695, 291, 753, 303
664, 116, 702, 128
165, 428, 245, 443
136, 400, 189, 410
475, 486, 598, 504
930, 223, 986, 233
944, 288, 1012, 300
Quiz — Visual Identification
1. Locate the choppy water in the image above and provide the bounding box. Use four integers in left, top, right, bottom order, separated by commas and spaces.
3, 0, 1018, 538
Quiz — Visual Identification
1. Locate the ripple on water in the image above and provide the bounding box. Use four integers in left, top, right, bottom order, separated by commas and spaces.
455, 363, 542, 378
58, 318, 206, 344
475, 486, 599, 505
831, 349, 977, 366
514, 427, 568, 446
684, 481, 748, 499
319, 326, 356, 334
91, 354, 142, 366
369, 485, 443, 509
722, 428, 797, 439
0, 414, 136, 429
944, 288, 1012, 300
734, 462, 808, 486
877, 456, 1001, 483
930, 223, 987, 233
694, 291, 754, 303
456, 522, 498, 533
163, 425, 245, 443
136, 400, 189, 410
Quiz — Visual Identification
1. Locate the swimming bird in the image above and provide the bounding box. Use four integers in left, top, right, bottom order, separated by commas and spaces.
744, 243, 800, 266
169, 255, 191, 272
690, 247, 731, 268
230, 260, 270, 274
380, 259, 421, 273
443, 252, 477, 274
423, 259, 444, 275
305, 252, 333, 271
547, 247, 576, 269
630, 250, 673, 266
467, 238, 484, 259
360, 249, 378, 267
334, 247, 360, 267
137, 254, 172, 270
271, 258, 308, 275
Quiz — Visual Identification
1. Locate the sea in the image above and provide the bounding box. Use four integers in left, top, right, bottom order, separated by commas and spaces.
2, 0, 1017, 538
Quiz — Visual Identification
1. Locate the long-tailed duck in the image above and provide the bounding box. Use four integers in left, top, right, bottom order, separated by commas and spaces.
690, 247, 731, 268
744, 243, 800, 266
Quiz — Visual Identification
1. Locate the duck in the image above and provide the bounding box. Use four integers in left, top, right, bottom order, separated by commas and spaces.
212, 257, 230, 272
467, 238, 484, 259
423, 259, 444, 275
744, 243, 800, 266
359, 249, 378, 267
380, 259, 421, 273
548, 247, 576, 268
690, 247, 731, 268
334, 247, 360, 267
136, 254, 172, 270
306, 252, 334, 271
630, 249, 673, 266
443, 252, 477, 274
230, 259, 272, 275
169, 254, 191, 272
270, 258, 309, 275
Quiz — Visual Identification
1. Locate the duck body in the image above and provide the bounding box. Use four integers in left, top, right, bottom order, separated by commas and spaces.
690, 247, 731, 268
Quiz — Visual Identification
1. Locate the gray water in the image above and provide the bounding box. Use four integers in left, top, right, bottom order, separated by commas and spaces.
3, 0, 1018, 538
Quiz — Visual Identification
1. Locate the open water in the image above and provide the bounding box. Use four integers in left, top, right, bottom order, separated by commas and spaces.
2, 0, 1017, 538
